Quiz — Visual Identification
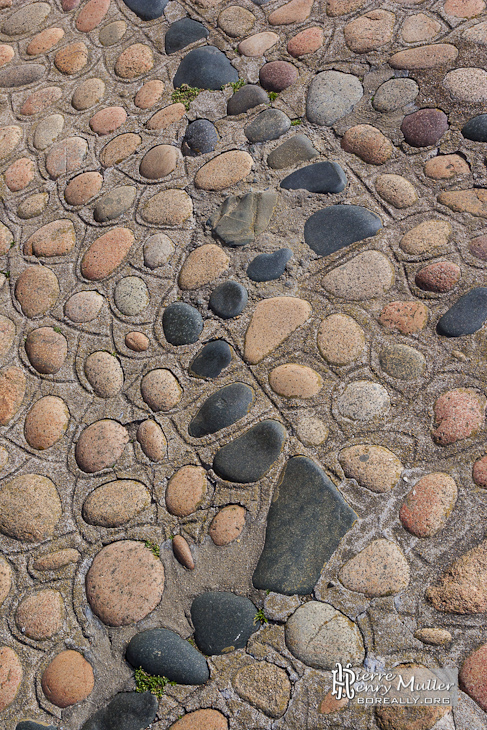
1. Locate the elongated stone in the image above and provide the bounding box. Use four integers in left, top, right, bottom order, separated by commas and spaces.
304, 205, 382, 257
189, 340, 233, 378
165, 18, 208, 54
213, 419, 286, 483
189, 383, 254, 437
280, 161, 347, 193
126, 628, 209, 684
437, 288, 487, 336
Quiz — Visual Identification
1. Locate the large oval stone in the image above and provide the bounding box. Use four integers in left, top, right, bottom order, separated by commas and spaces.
437, 288, 487, 337
213, 419, 286, 483
137, 420, 166, 462
75, 419, 129, 473
41, 650, 94, 708
81, 228, 134, 280
400, 472, 458, 538
84, 351, 124, 398
141, 369, 182, 411
191, 591, 257, 655
304, 205, 382, 257
189, 383, 254, 437
24, 219, 75, 257
82, 480, 150, 527
122, 0, 168, 20
126, 628, 209, 684
173, 46, 238, 90
15, 266, 59, 317
139, 145, 179, 180
24, 396, 69, 450
93, 186, 136, 223
189, 340, 233, 379
100, 133, 142, 167
2, 4, 50, 36
0, 125, 22, 160
322, 251, 394, 300
45, 136, 88, 179
0, 64, 44, 87
25, 327, 67, 374
244, 296, 311, 364
141, 189, 193, 225
15, 589, 64, 640
194, 151, 253, 191
339, 444, 403, 493
0, 474, 61, 542
306, 70, 363, 126
165, 17, 209, 54
0, 366, 25, 425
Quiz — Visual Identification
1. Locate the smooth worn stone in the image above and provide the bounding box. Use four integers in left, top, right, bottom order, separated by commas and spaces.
281, 161, 347, 193
65, 291, 104, 322
65, 172, 103, 206
338, 380, 390, 420
165, 17, 209, 54
166, 465, 207, 516
339, 539, 410, 596
379, 301, 429, 334
141, 189, 193, 225
317, 313, 365, 365
0, 558, 10, 606
244, 296, 311, 363
0, 44, 13, 67
100, 133, 142, 167
304, 205, 382, 257
41, 651, 94, 708
99, 20, 127, 46
438, 288, 487, 336
269, 363, 322, 398
90, 106, 127, 135
33, 548, 80, 570
234, 662, 290, 718
33, 114, 64, 150
239, 31, 278, 57
439, 188, 487, 217
473, 454, 487, 488
179, 244, 229, 290
82, 693, 158, 730
0, 474, 61, 542
446, 0, 485, 16
254, 456, 356, 594
460, 644, 487, 712
137, 420, 166, 461
63, 0, 81, 9
24, 396, 69, 450
414, 628, 452, 646
470, 234, 487, 260
285, 601, 364, 669
72, 78, 105, 110
375, 668, 450, 730
0, 125, 22, 159
389, 44, 458, 69
46, 136, 88, 179
163, 302, 203, 346
323, 251, 394, 299
268, 0, 313, 24
15, 267, 59, 318
424, 154, 470, 179
25, 328, 66, 374
5, 157, 34, 191
75, 419, 129, 472
415, 261, 460, 292
339, 444, 403, 493
189, 340, 233, 378
147, 103, 185, 129
227, 84, 268, 115
463, 19, 487, 43
20, 86, 62, 116
247, 248, 292, 282
209, 505, 246, 546
213, 419, 286, 483
401, 108, 449, 147
27, 27, 64, 54
433, 388, 486, 445
17, 193, 49, 220
306, 70, 363, 126
401, 13, 440, 42
0, 648, 21, 711
400, 220, 452, 256
122, 0, 168, 20
211, 190, 277, 246
400, 472, 458, 538
143, 233, 174, 268
127, 628, 208, 684
259, 61, 298, 92
195, 150, 253, 190
375, 174, 417, 208
81, 228, 134, 280
218, 6, 255, 37
54, 42, 88, 74
343, 10, 395, 53
2, 3, 50, 35
114, 276, 149, 316
15, 589, 64, 639
24, 218, 75, 257
267, 134, 318, 169
341, 124, 393, 165
135, 79, 165, 110
86, 541, 164, 626
288, 26, 323, 56
76, 0, 110, 32
115, 44, 153, 79
174, 46, 238, 90
141, 369, 181, 411
426, 538, 487, 613
189, 382, 254, 437
444, 68, 487, 102
17, 723, 57, 730
83, 479, 150, 527
0, 64, 44, 87
191, 591, 257, 655
372, 77, 419, 112
172, 534, 194, 570
379, 343, 426, 380
84, 351, 124, 398
182, 119, 218, 156
0, 316, 15, 358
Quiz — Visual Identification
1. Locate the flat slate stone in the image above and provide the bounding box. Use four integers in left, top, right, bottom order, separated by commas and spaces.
82, 692, 158, 730
189, 340, 233, 378
462, 114, 487, 142
122, 0, 168, 20
163, 302, 203, 345
304, 204, 382, 257
0, 65, 44, 88
173, 46, 238, 91
17, 723, 57, 730
244, 109, 291, 143
253, 456, 357, 595
210, 191, 277, 247
191, 591, 258, 655
189, 382, 254, 437
280, 161, 347, 194
165, 18, 209, 55
267, 134, 318, 169
126, 628, 209, 684
247, 248, 292, 282
213, 419, 286, 483
209, 281, 248, 318
182, 119, 218, 156
227, 84, 268, 115
437, 288, 487, 337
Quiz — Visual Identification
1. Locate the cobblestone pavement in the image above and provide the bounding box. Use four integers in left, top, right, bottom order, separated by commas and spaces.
2, 0, 487, 728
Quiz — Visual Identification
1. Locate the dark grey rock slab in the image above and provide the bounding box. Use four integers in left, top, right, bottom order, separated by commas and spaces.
93, 186, 136, 222
81, 692, 158, 730
189, 340, 233, 378
253, 456, 357, 595
17, 723, 57, 730
182, 119, 218, 156
173, 46, 238, 90
227, 84, 268, 115
210, 190, 277, 247
280, 161, 347, 194
247, 248, 292, 282
209, 281, 248, 318
123, 0, 168, 19
244, 109, 290, 143
0, 64, 44, 87
304, 204, 382, 257
437, 288, 487, 337
462, 114, 487, 142
163, 302, 203, 345
126, 628, 209, 684
213, 419, 286, 483
165, 18, 209, 55
267, 134, 318, 169
191, 591, 258, 655
189, 382, 254, 437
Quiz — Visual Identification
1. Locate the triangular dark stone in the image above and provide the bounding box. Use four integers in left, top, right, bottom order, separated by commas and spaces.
122, 0, 168, 21
165, 18, 209, 55
280, 161, 347, 194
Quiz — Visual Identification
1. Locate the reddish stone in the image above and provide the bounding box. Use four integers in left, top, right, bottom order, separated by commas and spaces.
432, 388, 486, 446
268, 0, 313, 24
15, 267, 59, 318
0, 45, 13, 66
259, 61, 298, 92
445, 0, 485, 17
27, 27, 64, 55
54, 42, 89, 74
115, 43, 153, 79
0, 647, 22, 711
41, 650, 94, 707
4, 157, 34, 191
379, 301, 429, 334
473, 454, 487, 487
89, 106, 127, 135
415, 261, 461, 292
399, 472, 457, 537
20, 87, 62, 116
64, 171, 103, 206
62, 0, 81, 9
401, 108, 449, 147
427, 539, 487, 613
287, 27, 323, 57
341, 124, 393, 164
469, 234, 487, 261
134, 79, 164, 109
172, 535, 194, 570
460, 644, 487, 711
76, 0, 110, 32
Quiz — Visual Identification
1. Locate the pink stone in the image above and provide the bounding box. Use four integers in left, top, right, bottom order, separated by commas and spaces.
4, 157, 34, 191
426, 539, 487, 613
89, 106, 127, 135
259, 61, 298, 92
399, 472, 458, 537
134, 79, 165, 109
432, 388, 486, 446
62, 0, 81, 9
64, 171, 103, 206
445, 0, 485, 17
27, 28, 64, 55
0, 45, 13, 66
0, 647, 22, 711
76, 0, 110, 32
473, 454, 487, 487
269, 0, 313, 24
460, 644, 487, 710
287, 27, 323, 57
54, 42, 89, 74
414, 261, 461, 292
20, 86, 62, 116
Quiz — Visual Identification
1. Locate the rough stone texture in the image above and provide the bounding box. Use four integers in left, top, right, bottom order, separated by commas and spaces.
169, 710, 228, 729
338, 539, 410, 596
0, 474, 61, 542
75, 420, 129, 473
339, 444, 403, 493
322, 251, 394, 300
379, 301, 429, 334
426, 539, 487, 613
81, 228, 134, 280
24, 396, 69, 450
317, 313, 365, 364
459, 644, 487, 711
0, 366, 25, 425
244, 297, 311, 363
179, 244, 229, 290
432, 388, 486, 446
400, 220, 452, 256
343, 10, 395, 53
375, 174, 418, 208
166, 465, 207, 516
234, 662, 291, 717
0, 647, 22, 711
15, 589, 64, 639
306, 70, 363, 125
209, 505, 246, 545
141, 369, 182, 410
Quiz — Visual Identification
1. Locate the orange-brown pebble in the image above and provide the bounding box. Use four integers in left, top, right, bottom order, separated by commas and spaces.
4, 157, 34, 191
379, 301, 429, 334
0, 647, 22, 711
166, 465, 207, 517
134, 79, 165, 109
319, 690, 349, 714
125, 331, 149, 351
424, 154, 470, 179
269, 363, 323, 398
0, 44, 13, 66
287, 27, 323, 57
209, 505, 246, 546
15, 589, 64, 639
136, 420, 166, 462
81, 228, 134, 281
54, 42, 89, 75
27, 28, 64, 55
169, 710, 228, 730
76, 0, 110, 32
64, 171, 103, 206
146, 103, 186, 130
20, 87, 62, 116
115, 43, 153, 79
172, 535, 195, 570
341, 124, 393, 165
327, 0, 365, 15
399, 473, 458, 537
89, 106, 127, 135
33, 548, 80, 571
269, 0, 313, 25
41, 650, 94, 708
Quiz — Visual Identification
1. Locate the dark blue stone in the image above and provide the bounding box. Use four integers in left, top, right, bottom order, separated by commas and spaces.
182, 119, 219, 156
189, 382, 254, 437
189, 340, 232, 378
213, 419, 286, 483
304, 204, 382, 257
126, 628, 209, 685
462, 115, 487, 142
17, 723, 57, 730
173, 46, 238, 91
253, 456, 357, 595
437, 287, 487, 337
122, 0, 168, 21
81, 692, 158, 730
163, 302, 203, 345
227, 84, 268, 115
164, 18, 209, 55
209, 281, 248, 319
191, 591, 258, 655
280, 161, 347, 194
247, 248, 292, 282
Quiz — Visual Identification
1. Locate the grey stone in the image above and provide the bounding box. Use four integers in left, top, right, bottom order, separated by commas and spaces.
182, 119, 218, 156
0, 64, 45, 88
210, 190, 277, 247
126, 628, 209, 684
173, 46, 238, 91
98, 21, 127, 46
113, 277, 149, 316
437, 287, 487, 337
306, 70, 363, 126
81, 692, 158, 730
33, 114, 64, 151
122, 0, 168, 21
280, 161, 347, 194
373, 78, 419, 112
189, 340, 233, 378
379, 343, 426, 379
163, 302, 203, 346
17, 723, 57, 730
227, 84, 268, 115
189, 382, 254, 437
244, 109, 291, 143
165, 18, 209, 55
338, 380, 390, 420
209, 281, 248, 318
304, 204, 382, 257
247, 248, 292, 282
267, 134, 318, 169
191, 591, 257, 655
213, 419, 286, 483
93, 186, 136, 223
2, 4, 50, 36
143, 233, 174, 269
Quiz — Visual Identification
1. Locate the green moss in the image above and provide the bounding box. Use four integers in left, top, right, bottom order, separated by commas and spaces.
171, 84, 203, 110
135, 668, 176, 698
267, 91, 279, 102
253, 608, 268, 625
225, 79, 246, 92
290, 118, 302, 126
144, 540, 160, 558
53, 326, 62, 333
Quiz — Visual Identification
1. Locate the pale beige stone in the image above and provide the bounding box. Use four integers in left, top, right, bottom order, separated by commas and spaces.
244, 297, 312, 364
339, 539, 410, 596
269, 363, 323, 398
179, 244, 230, 290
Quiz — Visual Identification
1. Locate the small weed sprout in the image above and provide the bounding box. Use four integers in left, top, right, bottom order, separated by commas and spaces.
144, 539, 160, 558
135, 668, 176, 698
267, 91, 279, 102
253, 608, 268, 625
226, 79, 246, 93
290, 118, 302, 126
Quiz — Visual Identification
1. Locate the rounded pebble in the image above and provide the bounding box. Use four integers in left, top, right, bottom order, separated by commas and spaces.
194, 151, 253, 191
81, 228, 134, 281
179, 244, 229, 290
115, 43, 153, 79
218, 6, 255, 36
269, 363, 323, 398
15, 589, 64, 639
338, 380, 390, 420
287, 27, 323, 57
71, 77, 105, 110
137, 420, 166, 461
83, 479, 150, 527
141, 189, 193, 225
259, 60, 298, 91
25, 327, 67, 374
113, 276, 149, 316
65, 291, 104, 322
141, 369, 182, 411
125, 331, 149, 351
0, 647, 22, 711
41, 651, 94, 708
135, 79, 165, 109
400, 472, 458, 537
339, 444, 403, 493
64, 171, 103, 206
100, 133, 142, 167
54, 42, 88, 75
0, 474, 61, 542
317, 313, 365, 365
15, 266, 59, 318
375, 174, 417, 208
209, 505, 246, 545
89, 106, 127, 136
341, 124, 393, 165
166, 465, 207, 516
75, 419, 129, 473
24, 396, 69, 450
139, 144, 180, 180
84, 351, 124, 398
401, 108, 449, 147
339, 539, 410, 596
